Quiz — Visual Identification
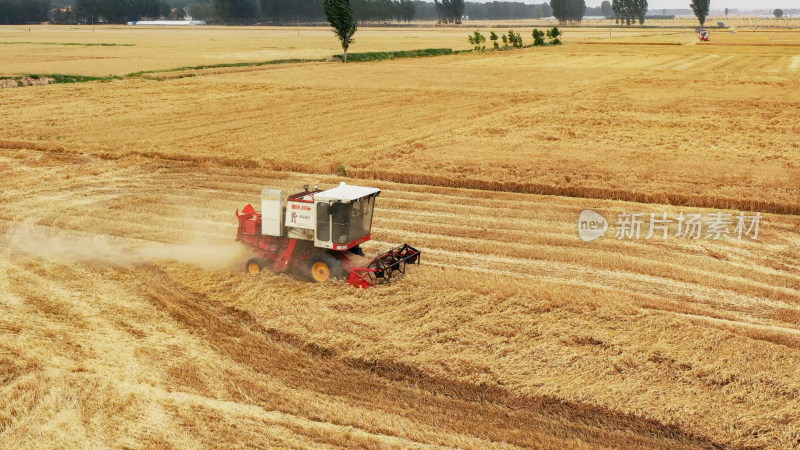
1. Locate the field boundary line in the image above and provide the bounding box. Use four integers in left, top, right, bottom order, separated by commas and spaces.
5, 142, 798, 216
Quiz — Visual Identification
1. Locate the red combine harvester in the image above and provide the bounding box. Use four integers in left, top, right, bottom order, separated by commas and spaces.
236, 182, 420, 288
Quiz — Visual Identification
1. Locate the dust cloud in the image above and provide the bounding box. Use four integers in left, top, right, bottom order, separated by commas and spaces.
0, 223, 250, 271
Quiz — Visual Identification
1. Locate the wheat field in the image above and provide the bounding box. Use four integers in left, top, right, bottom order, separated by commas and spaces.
1, 24, 799, 448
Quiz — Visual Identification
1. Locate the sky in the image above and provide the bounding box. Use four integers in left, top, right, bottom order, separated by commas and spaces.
645, 0, 796, 8
577, 0, 798, 9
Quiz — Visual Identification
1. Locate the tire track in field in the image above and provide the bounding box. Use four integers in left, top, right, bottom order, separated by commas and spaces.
127, 264, 719, 449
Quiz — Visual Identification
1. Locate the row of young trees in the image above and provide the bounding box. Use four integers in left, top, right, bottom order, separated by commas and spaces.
468, 27, 562, 50
611, 0, 647, 25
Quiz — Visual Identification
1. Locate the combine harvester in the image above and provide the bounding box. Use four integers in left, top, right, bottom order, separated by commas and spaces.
236, 182, 420, 288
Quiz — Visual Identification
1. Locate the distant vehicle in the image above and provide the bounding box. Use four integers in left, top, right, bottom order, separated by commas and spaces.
699, 30, 710, 41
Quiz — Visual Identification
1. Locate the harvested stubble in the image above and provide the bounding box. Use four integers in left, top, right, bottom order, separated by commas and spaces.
1, 32, 798, 213
1, 26, 800, 448
0, 147, 799, 447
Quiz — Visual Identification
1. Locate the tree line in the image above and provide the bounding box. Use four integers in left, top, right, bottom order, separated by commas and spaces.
74, 0, 171, 22
2, 0, 717, 26
550, 0, 584, 24
41, 0, 559, 23
0, 0, 51, 24
611, 0, 648, 25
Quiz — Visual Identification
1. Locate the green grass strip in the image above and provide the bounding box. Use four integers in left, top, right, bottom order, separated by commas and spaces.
335, 48, 454, 62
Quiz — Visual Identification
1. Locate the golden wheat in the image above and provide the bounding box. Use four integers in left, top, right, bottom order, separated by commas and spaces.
1, 25, 799, 448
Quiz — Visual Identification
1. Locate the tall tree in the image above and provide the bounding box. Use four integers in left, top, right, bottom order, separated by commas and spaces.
634, 0, 646, 24
724, 7, 728, 16
690, 0, 709, 26
75, 0, 101, 19
600, 0, 611, 16
552, 0, 584, 24
213, 0, 256, 19
611, 0, 621, 22
433, 0, 443, 21
448, 0, 463, 23
324, 0, 357, 62
551, 0, 566, 23
401, 0, 414, 22
0, 0, 51, 24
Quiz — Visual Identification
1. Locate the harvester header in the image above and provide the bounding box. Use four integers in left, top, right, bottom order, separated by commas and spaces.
236, 182, 419, 288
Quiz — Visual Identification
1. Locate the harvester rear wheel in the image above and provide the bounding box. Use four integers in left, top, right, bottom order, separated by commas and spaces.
246, 258, 264, 274
308, 253, 343, 282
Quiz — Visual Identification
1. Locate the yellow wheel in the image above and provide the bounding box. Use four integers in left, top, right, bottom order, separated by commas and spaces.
246, 258, 263, 274
308, 253, 343, 282
311, 261, 331, 282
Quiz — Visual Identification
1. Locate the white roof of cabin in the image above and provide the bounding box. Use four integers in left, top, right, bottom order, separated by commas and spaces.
317, 183, 380, 202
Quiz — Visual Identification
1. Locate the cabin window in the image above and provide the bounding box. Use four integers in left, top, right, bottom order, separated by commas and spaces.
331, 202, 351, 244
316, 202, 330, 242
347, 196, 375, 243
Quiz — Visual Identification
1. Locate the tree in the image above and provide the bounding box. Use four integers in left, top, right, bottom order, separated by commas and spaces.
690, 0, 709, 27
532, 28, 545, 45
435, 0, 463, 23
324, 0, 357, 62
0, 0, 51, 24
213, 0, 257, 19
468, 30, 485, 50
724, 7, 728, 16
773, 8, 783, 18
400, 0, 414, 21
551, 0, 585, 24
489, 31, 499, 49
546, 26, 562, 44
190, 1, 216, 20
352, 0, 396, 22
433, 0, 443, 22
612, 0, 630, 25
75, 0, 101, 19
600, 0, 611, 16
450, 0, 464, 23
634, 0, 647, 24
612, 0, 646, 25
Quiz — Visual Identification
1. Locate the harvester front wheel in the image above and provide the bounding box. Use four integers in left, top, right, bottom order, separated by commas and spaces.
308, 253, 343, 282
245, 258, 264, 274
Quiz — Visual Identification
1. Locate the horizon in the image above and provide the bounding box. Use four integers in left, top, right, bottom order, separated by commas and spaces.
537, 0, 800, 10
